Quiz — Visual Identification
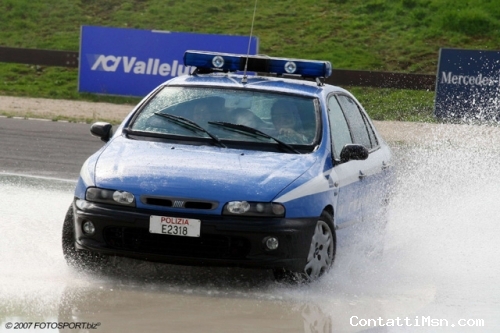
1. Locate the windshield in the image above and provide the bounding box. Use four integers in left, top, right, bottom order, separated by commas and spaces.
129, 86, 319, 147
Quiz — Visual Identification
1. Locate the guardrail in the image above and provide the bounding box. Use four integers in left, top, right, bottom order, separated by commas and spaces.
0, 46, 436, 91
0, 46, 78, 68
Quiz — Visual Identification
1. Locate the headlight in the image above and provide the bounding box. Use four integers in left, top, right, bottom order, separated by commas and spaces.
223, 201, 285, 217
86, 187, 136, 207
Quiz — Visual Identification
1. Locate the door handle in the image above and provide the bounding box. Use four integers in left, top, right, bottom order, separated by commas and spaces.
359, 170, 367, 180
382, 161, 391, 170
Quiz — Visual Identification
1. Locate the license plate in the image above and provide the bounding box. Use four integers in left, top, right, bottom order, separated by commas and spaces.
149, 215, 201, 237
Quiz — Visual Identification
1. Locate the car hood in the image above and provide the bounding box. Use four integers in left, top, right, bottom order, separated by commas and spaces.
94, 137, 317, 203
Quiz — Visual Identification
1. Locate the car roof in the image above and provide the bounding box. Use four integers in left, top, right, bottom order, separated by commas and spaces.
164, 72, 348, 98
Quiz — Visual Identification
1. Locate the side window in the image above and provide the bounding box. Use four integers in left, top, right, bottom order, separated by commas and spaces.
337, 95, 373, 149
365, 117, 379, 148
327, 95, 352, 160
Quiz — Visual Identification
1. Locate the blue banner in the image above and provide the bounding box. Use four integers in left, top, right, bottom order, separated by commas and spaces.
434, 48, 500, 121
78, 26, 259, 97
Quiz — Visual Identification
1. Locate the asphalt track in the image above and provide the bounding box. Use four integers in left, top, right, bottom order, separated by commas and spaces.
0, 117, 103, 180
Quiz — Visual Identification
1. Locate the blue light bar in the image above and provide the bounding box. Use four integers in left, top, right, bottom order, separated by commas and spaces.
184, 50, 332, 78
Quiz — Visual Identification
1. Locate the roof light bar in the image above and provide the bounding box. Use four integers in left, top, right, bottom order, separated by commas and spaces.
184, 50, 332, 78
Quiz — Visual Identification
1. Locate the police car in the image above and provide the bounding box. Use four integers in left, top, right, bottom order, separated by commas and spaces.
62, 51, 393, 282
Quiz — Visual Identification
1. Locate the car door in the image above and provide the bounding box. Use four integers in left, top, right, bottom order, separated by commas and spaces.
336, 94, 390, 221
327, 95, 364, 228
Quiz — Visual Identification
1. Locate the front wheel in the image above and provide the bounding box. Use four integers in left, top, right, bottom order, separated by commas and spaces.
274, 211, 336, 283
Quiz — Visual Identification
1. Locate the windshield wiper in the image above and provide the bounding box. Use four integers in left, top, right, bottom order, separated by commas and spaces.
154, 112, 226, 148
208, 121, 300, 154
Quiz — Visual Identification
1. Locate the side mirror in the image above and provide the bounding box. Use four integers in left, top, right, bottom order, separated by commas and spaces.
340, 144, 369, 163
90, 122, 113, 142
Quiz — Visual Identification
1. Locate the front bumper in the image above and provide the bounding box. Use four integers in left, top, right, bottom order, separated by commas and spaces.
72, 200, 318, 272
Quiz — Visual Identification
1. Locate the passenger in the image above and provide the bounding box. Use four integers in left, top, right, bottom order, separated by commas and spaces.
271, 100, 308, 144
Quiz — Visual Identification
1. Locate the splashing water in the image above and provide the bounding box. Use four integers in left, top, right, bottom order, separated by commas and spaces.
1, 123, 500, 332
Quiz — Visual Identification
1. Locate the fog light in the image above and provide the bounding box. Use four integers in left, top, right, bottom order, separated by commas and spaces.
82, 221, 95, 235
265, 237, 279, 250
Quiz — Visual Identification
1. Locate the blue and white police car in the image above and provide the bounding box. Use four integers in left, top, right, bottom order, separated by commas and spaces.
62, 51, 393, 282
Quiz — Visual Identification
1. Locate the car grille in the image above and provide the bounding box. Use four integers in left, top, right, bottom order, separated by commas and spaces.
141, 196, 218, 210
103, 226, 251, 260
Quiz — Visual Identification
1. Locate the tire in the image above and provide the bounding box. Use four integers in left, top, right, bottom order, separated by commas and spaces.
273, 211, 336, 283
62, 205, 107, 271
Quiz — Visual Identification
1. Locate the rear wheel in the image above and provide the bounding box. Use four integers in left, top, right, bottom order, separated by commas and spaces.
62, 205, 107, 271
273, 211, 336, 283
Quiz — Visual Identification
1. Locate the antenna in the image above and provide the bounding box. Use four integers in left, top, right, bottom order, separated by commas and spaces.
242, 0, 258, 84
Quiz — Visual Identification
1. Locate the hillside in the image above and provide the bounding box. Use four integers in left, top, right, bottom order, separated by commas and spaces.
1, 0, 499, 121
